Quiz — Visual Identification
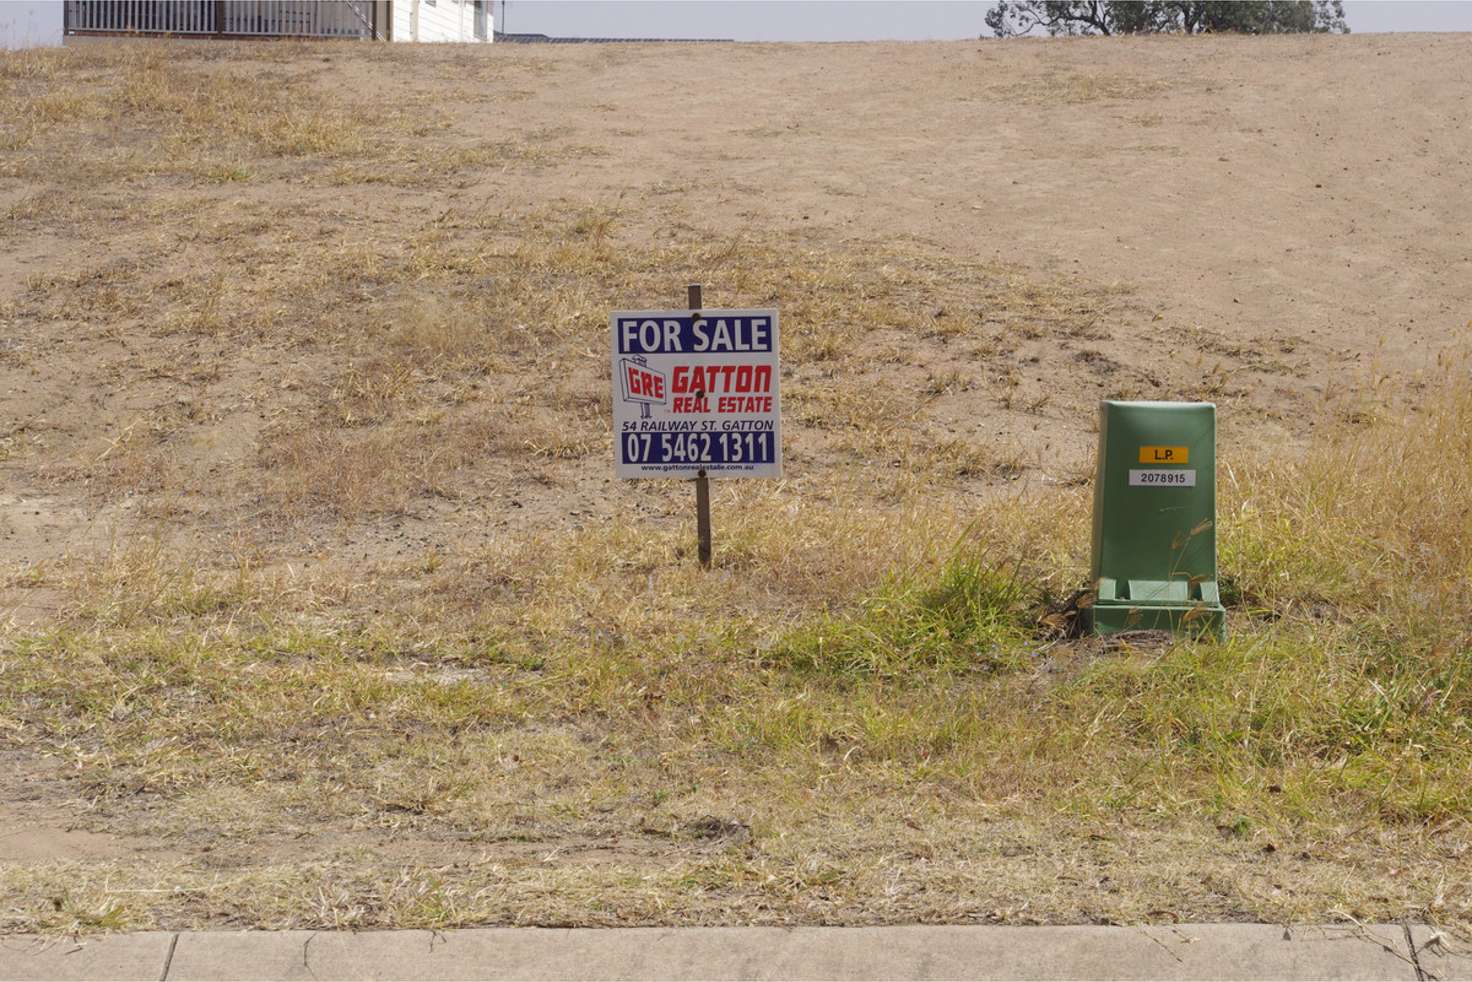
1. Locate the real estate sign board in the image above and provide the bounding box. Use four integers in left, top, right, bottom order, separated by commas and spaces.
611, 309, 781, 479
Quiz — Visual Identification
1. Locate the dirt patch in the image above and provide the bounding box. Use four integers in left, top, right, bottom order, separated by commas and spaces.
4, 34, 1467, 577
0, 752, 145, 862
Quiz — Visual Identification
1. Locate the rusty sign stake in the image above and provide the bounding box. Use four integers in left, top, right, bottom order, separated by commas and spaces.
688, 282, 713, 569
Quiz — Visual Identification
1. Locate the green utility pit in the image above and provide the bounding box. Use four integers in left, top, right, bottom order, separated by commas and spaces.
1087, 400, 1226, 641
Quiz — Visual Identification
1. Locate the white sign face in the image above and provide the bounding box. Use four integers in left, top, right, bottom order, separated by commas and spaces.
611, 309, 781, 480
1128, 468, 1197, 487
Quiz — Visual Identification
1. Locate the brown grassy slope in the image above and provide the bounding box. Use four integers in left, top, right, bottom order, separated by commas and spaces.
0, 36, 1470, 934
2, 35, 1468, 569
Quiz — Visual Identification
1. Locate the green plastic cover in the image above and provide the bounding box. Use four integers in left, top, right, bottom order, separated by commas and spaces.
1088, 401, 1225, 640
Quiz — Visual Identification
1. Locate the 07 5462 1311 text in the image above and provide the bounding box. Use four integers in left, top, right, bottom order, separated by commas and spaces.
621, 430, 776, 467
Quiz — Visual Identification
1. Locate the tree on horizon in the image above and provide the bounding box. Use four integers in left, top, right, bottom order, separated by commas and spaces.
984, 1, 1350, 37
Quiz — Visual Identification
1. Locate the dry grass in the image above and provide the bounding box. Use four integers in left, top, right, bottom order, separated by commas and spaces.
1221, 359, 1472, 637
1, 38, 1469, 937
3, 49, 369, 186
11, 186, 1126, 522
4, 379, 1471, 932
0, 42, 607, 192
997, 70, 1174, 105
2, 40, 1151, 530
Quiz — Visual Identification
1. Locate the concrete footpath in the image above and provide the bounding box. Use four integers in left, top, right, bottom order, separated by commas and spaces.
1, 924, 1468, 981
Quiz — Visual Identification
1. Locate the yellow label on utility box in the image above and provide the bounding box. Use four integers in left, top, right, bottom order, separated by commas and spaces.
1139, 445, 1189, 465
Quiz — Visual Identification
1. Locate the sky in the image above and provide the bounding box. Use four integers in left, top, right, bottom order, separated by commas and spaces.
494, 0, 1472, 41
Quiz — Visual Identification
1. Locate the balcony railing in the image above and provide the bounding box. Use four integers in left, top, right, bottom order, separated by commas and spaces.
64, 1, 379, 39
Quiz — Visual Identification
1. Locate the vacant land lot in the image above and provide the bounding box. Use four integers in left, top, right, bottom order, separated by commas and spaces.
1, 34, 1469, 934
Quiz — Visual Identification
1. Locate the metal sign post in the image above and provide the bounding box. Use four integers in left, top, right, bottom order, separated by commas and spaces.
610, 288, 781, 570
688, 283, 713, 568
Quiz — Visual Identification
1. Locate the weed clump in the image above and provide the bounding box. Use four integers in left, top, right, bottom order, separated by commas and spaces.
769, 551, 1031, 678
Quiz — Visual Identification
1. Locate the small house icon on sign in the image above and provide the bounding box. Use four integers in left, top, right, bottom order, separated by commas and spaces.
619, 356, 668, 420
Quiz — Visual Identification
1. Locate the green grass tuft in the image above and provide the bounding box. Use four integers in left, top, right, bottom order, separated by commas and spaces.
768, 549, 1031, 679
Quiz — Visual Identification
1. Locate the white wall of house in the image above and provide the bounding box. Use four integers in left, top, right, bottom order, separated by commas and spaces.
391, 0, 491, 42
0, 1, 64, 49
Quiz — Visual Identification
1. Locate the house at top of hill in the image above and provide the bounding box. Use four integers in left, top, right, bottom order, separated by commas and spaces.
62, 0, 491, 43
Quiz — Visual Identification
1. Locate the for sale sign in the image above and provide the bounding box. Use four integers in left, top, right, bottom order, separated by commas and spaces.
611, 309, 781, 479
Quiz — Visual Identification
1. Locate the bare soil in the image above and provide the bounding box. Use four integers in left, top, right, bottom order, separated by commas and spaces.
3, 34, 1468, 574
